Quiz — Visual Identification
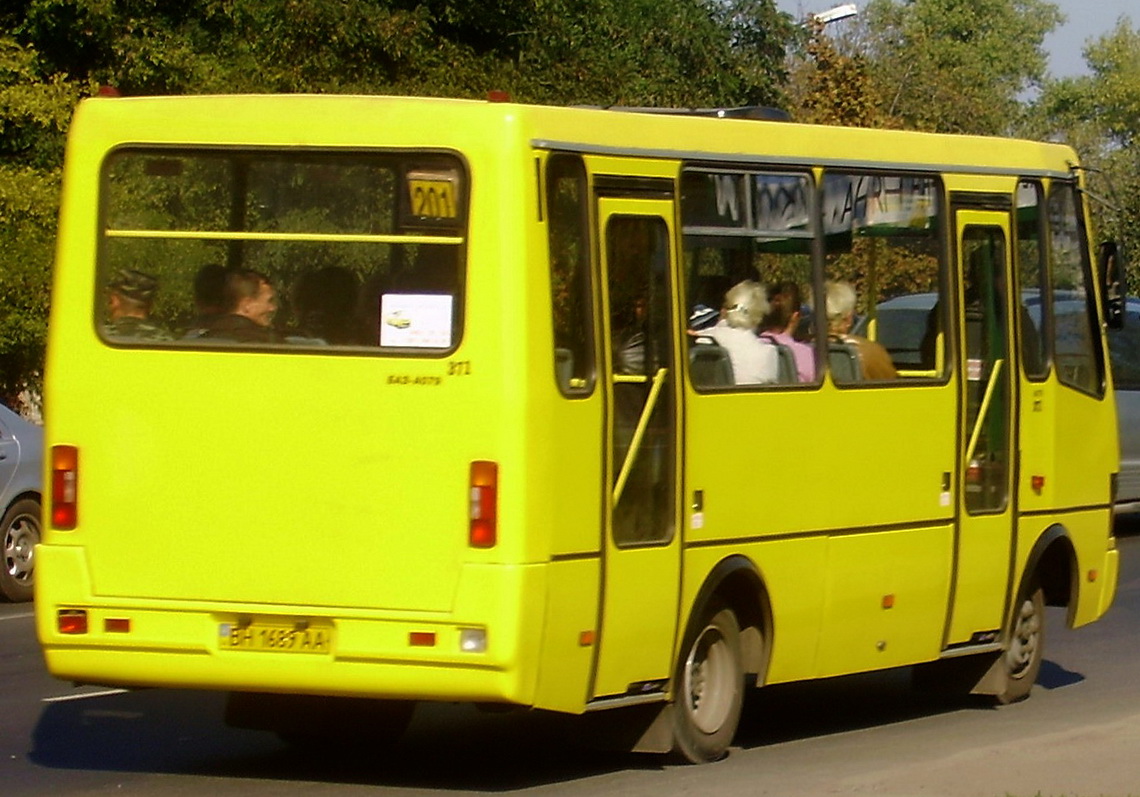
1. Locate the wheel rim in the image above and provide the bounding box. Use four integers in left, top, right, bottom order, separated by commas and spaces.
4, 512, 40, 586
682, 623, 736, 734
1006, 596, 1041, 679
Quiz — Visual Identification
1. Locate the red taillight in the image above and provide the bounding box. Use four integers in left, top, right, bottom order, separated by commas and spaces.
51, 445, 78, 530
469, 461, 498, 548
58, 610, 88, 635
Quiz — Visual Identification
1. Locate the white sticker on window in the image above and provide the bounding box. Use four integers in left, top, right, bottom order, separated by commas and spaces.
379, 294, 453, 348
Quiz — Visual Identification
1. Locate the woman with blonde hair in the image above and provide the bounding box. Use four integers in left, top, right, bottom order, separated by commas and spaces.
704, 280, 779, 385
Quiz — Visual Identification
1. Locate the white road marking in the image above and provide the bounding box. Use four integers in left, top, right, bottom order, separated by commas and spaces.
42, 688, 129, 704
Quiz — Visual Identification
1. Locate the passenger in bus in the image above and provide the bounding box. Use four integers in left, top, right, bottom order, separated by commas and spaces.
704, 280, 779, 385
758, 281, 815, 382
825, 280, 897, 380
290, 266, 361, 345
104, 268, 173, 341
182, 263, 230, 338
202, 269, 281, 344
614, 295, 651, 375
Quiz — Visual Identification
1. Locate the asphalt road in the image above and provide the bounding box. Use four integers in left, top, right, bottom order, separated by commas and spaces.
3, 524, 1139, 797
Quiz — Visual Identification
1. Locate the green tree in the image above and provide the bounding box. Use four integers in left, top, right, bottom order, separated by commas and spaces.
859, 0, 1062, 134
0, 35, 93, 406
787, 19, 882, 127
1030, 19, 1140, 291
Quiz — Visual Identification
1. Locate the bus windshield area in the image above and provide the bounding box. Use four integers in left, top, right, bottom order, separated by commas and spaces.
97, 149, 467, 352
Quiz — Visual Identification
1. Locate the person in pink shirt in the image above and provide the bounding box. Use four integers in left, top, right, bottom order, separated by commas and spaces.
758, 281, 815, 382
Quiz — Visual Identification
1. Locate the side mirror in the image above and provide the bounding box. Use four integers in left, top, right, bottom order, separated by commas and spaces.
1099, 241, 1125, 330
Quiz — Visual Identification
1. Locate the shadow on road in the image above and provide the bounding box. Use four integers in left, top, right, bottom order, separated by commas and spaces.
29, 689, 645, 790
1037, 659, 1085, 690
29, 658, 1079, 791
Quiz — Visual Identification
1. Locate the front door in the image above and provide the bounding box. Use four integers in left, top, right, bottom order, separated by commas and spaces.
947, 210, 1017, 643
590, 197, 682, 700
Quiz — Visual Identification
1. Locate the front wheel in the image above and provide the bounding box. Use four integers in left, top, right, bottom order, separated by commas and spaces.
1, 497, 41, 602
671, 605, 744, 763
995, 586, 1045, 704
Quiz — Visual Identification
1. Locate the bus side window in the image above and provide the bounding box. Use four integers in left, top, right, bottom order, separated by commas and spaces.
1016, 180, 1048, 379
822, 172, 947, 382
1048, 182, 1104, 396
546, 154, 595, 395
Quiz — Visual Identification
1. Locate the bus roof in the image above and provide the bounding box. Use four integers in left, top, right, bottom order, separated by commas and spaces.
70, 93, 1080, 180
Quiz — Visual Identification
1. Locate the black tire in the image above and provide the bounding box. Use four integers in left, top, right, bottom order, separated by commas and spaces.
1, 497, 40, 602
671, 605, 744, 763
995, 586, 1045, 705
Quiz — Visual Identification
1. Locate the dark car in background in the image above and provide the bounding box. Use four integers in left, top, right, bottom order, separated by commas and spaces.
0, 403, 42, 602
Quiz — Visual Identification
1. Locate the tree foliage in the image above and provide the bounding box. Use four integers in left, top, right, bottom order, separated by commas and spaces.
1030, 19, 1140, 292
0, 0, 794, 407
857, 0, 1061, 134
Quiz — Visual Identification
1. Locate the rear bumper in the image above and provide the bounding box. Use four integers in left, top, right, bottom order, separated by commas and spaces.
36, 545, 545, 706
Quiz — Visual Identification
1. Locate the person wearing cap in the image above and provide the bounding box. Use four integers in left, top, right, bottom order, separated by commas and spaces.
105, 268, 173, 340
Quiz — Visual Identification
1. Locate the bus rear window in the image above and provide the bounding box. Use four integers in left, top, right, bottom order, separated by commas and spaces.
98, 149, 467, 352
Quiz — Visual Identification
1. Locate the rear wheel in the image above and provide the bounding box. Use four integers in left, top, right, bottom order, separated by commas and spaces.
995, 586, 1045, 704
1, 497, 41, 602
671, 605, 744, 763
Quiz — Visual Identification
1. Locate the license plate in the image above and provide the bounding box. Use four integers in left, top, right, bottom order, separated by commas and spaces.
219, 621, 333, 654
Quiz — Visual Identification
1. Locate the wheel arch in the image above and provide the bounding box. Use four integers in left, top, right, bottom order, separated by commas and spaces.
1020, 523, 1078, 625
4, 490, 42, 513
681, 554, 772, 686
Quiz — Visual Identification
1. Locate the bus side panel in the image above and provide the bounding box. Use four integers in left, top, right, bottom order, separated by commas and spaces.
816, 525, 953, 677
532, 558, 600, 713
1050, 386, 1116, 511
684, 386, 956, 544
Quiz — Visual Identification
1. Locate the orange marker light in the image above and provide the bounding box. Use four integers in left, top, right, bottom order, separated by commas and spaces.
409, 631, 437, 647
105, 618, 131, 633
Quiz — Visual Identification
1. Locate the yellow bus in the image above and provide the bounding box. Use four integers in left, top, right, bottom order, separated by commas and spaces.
38, 94, 1121, 763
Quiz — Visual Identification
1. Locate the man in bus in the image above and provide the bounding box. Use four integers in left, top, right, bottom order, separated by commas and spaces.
104, 268, 172, 341
203, 269, 281, 344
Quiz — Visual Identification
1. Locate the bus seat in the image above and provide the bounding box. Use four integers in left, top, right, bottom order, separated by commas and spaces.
828, 340, 862, 382
690, 340, 734, 387
555, 347, 574, 392
774, 343, 798, 383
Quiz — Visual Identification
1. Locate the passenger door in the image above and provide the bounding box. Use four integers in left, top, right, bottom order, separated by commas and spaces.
590, 195, 683, 701
947, 211, 1016, 643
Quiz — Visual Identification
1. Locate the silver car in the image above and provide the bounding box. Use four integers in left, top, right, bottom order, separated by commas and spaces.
0, 403, 42, 601
1108, 300, 1140, 512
